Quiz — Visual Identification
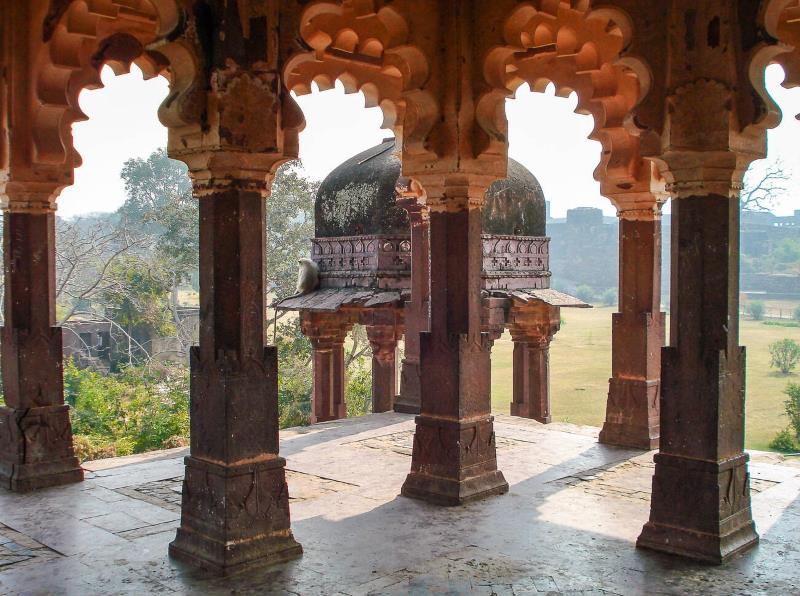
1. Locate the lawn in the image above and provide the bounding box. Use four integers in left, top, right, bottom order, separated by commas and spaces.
489, 306, 800, 451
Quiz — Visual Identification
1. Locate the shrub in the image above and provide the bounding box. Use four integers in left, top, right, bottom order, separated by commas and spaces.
784, 383, 800, 442
794, 305, 800, 323
346, 361, 373, 418
769, 428, 798, 453
769, 339, 800, 375
600, 288, 618, 307
748, 301, 765, 321
574, 285, 595, 304
770, 384, 800, 453
65, 359, 190, 459
278, 354, 312, 428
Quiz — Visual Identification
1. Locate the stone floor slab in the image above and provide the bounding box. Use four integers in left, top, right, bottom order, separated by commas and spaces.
1, 412, 799, 595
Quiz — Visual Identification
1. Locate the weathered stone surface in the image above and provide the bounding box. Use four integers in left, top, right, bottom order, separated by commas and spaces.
0, 212, 82, 492
2, 413, 800, 594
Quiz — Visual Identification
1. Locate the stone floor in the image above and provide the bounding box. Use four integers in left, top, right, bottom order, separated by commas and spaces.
1, 412, 799, 595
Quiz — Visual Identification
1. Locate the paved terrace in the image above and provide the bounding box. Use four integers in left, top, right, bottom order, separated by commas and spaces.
1, 413, 799, 595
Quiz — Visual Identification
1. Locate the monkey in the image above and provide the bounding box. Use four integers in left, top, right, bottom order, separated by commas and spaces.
293, 257, 320, 296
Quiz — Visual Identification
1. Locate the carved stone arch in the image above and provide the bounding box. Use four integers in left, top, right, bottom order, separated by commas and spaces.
752, 0, 800, 130
479, 1, 658, 204
29, 0, 202, 194
283, 0, 437, 158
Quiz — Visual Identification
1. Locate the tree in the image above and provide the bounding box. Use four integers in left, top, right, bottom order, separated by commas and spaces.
574, 285, 595, 304
740, 160, 791, 212
266, 162, 317, 335
769, 338, 800, 375
748, 301, 766, 321
119, 149, 198, 362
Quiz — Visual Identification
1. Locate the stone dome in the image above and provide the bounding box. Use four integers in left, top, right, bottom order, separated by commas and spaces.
315, 139, 546, 238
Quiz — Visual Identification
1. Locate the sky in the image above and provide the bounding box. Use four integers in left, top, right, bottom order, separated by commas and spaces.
58, 64, 800, 219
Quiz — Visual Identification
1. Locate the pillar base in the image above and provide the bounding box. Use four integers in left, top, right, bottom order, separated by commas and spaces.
509, 403, 551, 424
600, 378, 660, 450
0, 405, 83, 492
401, 415, 508, 506
393, 397, 421, 415
170, 456, 302, 575
309, 407, 347, 424
637, 452, 758, 564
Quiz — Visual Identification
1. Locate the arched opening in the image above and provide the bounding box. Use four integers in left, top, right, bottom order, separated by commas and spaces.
738, 61, 800, 453
489, 81, 613, 426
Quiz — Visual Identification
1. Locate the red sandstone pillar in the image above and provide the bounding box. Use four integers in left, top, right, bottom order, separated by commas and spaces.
508, 302, 560, 424
637, 193, 758, 563
301, 311, 354, 423
600, 204, 665, 450
0, 187, 83, 491
401, 182, 508, 505
170, 172, 302, 573
395, 195, 428, 414
365, 315, 402, 414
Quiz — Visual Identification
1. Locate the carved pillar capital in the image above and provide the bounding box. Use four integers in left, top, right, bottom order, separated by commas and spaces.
300, 311, 357, 348
178, 150, 287, 199
507, 301, 560, 346
1, 180, 62, 214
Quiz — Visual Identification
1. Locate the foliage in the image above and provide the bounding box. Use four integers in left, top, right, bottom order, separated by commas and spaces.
278, 352, 312, 428
119, 148, 197, 278
770, 383, 800, 453
769, 339, 800, 375
267, 162, 317, 309
783, 383, 800, 442
769, 428, 798, 453
600, 288, 617, 307
346, 362, 373, 418
748, 301, 766, 321
794, 306, 800, 323
64, 359, 189, 461
574, 285, 595, 304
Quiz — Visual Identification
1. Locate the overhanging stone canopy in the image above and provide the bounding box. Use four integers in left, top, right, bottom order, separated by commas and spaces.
2, 0, 800, 578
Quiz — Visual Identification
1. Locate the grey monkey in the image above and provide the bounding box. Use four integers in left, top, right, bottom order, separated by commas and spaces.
295, 258, 320, 296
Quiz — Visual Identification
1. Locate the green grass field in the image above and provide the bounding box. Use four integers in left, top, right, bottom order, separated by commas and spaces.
489, 306, 800, 451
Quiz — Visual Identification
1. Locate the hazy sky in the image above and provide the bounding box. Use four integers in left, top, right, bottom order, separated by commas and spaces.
58, 64, 800, 218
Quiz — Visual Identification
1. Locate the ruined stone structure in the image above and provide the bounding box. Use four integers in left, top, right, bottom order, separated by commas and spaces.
2, 0, 800, 574
278, 139, 585, 436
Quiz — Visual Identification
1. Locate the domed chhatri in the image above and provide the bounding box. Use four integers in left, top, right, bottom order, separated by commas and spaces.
315, 138, 547, 238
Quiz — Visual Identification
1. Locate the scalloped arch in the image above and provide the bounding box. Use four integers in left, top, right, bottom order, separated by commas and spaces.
752, 0, 800, 131
32, 0, 201, 172
283, 0, 436, 158
479, 0, 653, 197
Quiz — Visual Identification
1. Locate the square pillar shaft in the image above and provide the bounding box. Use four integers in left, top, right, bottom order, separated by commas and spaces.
637, 196, 758, 564
170, 183, 301, 574
601, 216, 665, 449
366, 321, 401, 414
508, 302, 560, 424
402, 193, 508, 506
0, 210, 83, 491
396, 202, 428, 414
301, 312, 354, 423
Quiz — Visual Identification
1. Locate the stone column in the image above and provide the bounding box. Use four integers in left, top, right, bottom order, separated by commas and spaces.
0, 185, 83, 491
401, 180, 508, 505
507, 301, 560, 424
395, 194, 428, 414
365, 313, 403, 414
170, 169, 302, 574
637, 161, 758, 564
301, 311, 355, 423
600, 199, 665, 450
367, 328, 398, 414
